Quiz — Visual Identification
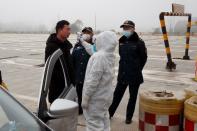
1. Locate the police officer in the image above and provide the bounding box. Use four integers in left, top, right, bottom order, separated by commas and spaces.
109, 20, 147, 124
72, 27, 94, 114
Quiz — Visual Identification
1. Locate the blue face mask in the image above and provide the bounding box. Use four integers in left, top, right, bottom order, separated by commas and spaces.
91, 44, 97, 53
123, 31, 134, 38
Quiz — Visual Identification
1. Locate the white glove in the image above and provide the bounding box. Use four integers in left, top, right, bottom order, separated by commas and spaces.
82, 95, 90, 109
79, 37, 84, 43
77, 32, 91, 43
76, 32, 83, 43
82, 34, 91, 41
92, 35, 96, 44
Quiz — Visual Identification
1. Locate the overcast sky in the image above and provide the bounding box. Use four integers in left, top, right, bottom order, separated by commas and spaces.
0, 0, 196, 32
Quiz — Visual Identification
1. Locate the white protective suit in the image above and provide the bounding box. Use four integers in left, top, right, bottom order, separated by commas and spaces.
82, 31, 118, 131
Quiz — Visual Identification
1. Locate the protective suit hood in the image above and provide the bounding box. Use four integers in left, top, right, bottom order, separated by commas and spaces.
95, 31, 118, 53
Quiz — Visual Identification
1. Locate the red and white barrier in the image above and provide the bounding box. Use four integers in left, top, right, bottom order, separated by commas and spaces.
139, 110, 181, 131
184, 118, 197, 131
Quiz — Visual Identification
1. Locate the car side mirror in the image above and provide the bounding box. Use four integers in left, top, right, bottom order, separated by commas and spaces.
49, 99, 78, 118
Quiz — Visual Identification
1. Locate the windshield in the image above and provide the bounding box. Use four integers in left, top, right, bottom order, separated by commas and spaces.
0, 88, 51, 131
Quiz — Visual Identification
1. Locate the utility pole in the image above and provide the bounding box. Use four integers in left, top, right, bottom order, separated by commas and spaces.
94, 12, 97, 32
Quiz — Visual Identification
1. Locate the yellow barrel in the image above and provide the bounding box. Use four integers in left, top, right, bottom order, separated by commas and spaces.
140, 90, 185, 115
184, 96, 197, 123
139, 90, 186, 131
184, 86, 197, 99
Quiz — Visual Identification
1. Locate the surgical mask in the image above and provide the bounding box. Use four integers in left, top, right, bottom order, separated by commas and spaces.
122, 30, 134, 38
91, 43, 97, 53
82, 34, 91, 41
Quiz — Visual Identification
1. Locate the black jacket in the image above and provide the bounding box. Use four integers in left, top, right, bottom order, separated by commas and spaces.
45, 33, 75, 103
117, 32, 147, 84
72, 42, 90, 84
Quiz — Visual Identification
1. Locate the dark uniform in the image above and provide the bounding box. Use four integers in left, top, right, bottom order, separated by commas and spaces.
72, 42, 90, 114
45, 33, 75, 104
109, 32, 147, 121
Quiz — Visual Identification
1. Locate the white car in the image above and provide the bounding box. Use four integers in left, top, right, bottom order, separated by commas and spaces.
0, 86, 52, 131
0, 49, 78, 131
0, 86, 78, 131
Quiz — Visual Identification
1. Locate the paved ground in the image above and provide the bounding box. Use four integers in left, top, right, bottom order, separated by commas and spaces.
0, 33, 197, 131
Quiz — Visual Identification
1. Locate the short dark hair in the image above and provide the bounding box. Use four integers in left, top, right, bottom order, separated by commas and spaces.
55, 20, 70, 33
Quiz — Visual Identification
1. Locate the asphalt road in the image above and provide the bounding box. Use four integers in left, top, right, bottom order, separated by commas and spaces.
0, 33, 197, 130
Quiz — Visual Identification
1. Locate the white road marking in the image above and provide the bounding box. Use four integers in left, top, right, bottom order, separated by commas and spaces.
115, 68, 197, 85
0, 46, 43, 52
148, 57, 195, 62
148, 48, 196, 53
0, 47, 7, 50
1, 60, 34, 67
13, 93, 38, 102
115, 54, 196, 62
0, 58, 43, 67
149, 44, 197, 48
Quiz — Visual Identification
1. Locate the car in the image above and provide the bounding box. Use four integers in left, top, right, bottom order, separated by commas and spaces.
0, 86, 53, 131
0, 49, 78, 131
0, 86, 78, 131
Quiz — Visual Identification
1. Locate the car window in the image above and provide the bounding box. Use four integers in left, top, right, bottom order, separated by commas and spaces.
0, 88, 51, 131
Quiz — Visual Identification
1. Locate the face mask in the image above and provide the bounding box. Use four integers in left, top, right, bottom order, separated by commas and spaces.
82, 34, 91, 41
122, 30, 134, 38
91, 43, 97, 53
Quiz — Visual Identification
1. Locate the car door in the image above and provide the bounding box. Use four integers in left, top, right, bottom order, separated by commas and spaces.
37, 49, 77, 122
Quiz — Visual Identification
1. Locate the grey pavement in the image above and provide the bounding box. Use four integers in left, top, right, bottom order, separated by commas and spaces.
0, 33, 197, 131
